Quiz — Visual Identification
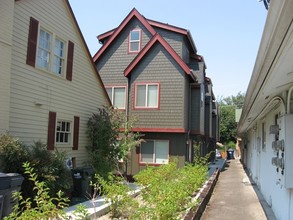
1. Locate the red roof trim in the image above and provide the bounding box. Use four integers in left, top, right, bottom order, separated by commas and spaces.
132, 127, 187, 133
124, 33, 190, 76
146, 19, 188, 35
93, 8, 156, 62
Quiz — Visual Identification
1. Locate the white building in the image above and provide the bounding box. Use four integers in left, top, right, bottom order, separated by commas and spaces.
238, 0, 293, 219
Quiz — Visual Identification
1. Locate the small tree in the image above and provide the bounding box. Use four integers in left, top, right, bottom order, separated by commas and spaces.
86, 107, 142, 179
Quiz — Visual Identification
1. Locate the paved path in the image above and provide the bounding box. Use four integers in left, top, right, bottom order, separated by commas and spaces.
201, 158, 276, 220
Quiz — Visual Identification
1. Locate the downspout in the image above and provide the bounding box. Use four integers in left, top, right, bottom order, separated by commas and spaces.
287, 85, 293, 114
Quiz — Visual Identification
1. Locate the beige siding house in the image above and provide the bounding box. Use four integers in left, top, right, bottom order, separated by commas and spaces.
0, 0, 110, 168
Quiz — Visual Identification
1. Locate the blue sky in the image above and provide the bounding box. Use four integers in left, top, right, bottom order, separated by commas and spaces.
69, 0, 268, 100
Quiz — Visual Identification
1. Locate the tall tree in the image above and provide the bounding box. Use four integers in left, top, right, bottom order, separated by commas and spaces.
219, 92, 245, 144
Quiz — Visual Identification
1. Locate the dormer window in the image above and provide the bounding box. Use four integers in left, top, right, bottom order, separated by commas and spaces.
129, 29, 141, 53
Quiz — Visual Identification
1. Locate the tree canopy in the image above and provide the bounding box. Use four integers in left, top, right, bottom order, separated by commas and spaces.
219, 92, 245, 144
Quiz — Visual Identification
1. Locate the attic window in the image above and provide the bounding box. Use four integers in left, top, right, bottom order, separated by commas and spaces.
129, 29, 141, 53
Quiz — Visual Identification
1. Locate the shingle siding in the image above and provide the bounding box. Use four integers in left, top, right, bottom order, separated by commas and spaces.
154, 28, 185, 59
97, 19, 153, 85
128, 43, 186, 129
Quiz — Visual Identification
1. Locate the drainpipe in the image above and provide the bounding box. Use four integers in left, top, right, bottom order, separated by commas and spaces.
287, 85, 293, 114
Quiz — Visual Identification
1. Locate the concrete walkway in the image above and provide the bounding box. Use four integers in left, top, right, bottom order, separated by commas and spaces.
201, 158, 277, 220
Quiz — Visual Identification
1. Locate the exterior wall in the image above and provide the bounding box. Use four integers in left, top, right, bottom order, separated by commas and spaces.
0, 0, 14, 134
96, 18, 153, 83
10, 0, 109, 167
241, 102, 293, 220
128, 43, 187, 129
190, 86, 201, 133
154, 28, 185, 60
128, 132, 186, 175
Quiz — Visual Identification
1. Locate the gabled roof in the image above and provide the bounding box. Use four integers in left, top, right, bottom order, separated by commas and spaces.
124, 33, 192, 77
93, 8, 156, 62
93, 8, 197, 62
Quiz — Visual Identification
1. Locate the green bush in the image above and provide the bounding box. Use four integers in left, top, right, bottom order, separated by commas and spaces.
0, 133, 29, 173
0, 133, 72, 207
4, 162, 69, 220
133, 160, 208, 219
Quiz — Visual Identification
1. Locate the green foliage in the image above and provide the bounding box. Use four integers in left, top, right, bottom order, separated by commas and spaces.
4, 162, 69, 220
92, 174, 138, 219
72, 204, 91, 220
0, 133, 29, 173
219, 92, 245, 144
133, 160, 207, 219
193, 143, 212, 166
87, 107, 143, 178
0, 133, 72, 205
227, 141, 236, 149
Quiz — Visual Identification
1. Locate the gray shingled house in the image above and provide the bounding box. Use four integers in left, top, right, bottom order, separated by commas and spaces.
93, 8, 219, 175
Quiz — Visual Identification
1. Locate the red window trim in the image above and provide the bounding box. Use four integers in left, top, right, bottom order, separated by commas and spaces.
128, 29, 142, 54
133, 82, 160, 110
138, 139, 170, 166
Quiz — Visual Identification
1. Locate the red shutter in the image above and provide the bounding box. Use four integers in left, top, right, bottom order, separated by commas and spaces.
66, 41, 74, 81
26, 17, 39, 67
47, 111, 56, 150
73, 116, 80, 150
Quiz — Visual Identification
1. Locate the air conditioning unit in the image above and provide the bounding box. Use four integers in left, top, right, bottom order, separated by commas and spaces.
65, 157, 73, 169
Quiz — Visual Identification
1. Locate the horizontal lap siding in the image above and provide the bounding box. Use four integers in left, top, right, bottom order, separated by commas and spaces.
11, 0, 109, 166
129, 44, 186, 129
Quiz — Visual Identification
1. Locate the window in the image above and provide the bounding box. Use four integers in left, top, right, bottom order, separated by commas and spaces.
135, 83, 159, 108
140, 140, 169, 164
56, 120, 71, 144
27, 17, 74, 81
47, 112, 79, 150
106, 86, 126, 109
37, 28, 66, 75
129, 29, 141, 52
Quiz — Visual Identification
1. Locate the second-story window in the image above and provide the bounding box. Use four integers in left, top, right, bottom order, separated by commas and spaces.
135, 83, 159, 108
106, 86, 126, 109
129, 29, 141, 53
27, 17, 74, 81
37, 28, 66, 76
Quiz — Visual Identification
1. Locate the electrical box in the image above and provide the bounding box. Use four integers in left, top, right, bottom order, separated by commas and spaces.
283, 114, 293, 188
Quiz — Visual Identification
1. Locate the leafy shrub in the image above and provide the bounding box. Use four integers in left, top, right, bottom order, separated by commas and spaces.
87, 107, 143, 179
4, 162, 69, 220
133, 160, 208, 219
92, 174, 138, 219
0, 133, 29, 173
0, 133, 72, 206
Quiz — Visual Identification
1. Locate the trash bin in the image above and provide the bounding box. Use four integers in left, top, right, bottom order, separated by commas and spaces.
72, 169, 83, 197
227, 149, 235, 160
72, 168, 94, 198
0, 173, 10, 219
2, 173, 24, 217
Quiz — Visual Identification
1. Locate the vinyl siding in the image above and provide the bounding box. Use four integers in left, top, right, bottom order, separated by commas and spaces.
0, 0, 14, 133
10, 0, 110, 167
128, 43, 186, 129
